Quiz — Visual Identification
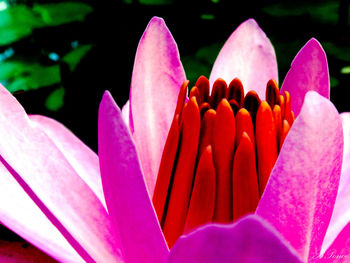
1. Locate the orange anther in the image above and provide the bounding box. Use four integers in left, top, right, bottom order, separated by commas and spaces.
189, 86, 199, 102
232, 132, 259, 220
235, 108, 255, 150
212, 99, 235, 223
209, 78, 227, 109
256, 101, 277, 196
184, 145, 216, 233
272, 105, 282, 150
280, 119, 291, 150
198, 109, 216, 158
266, 79, 280, 107
227, 78, 244, 107
153, 114, 180, 224
162, 97, 201, 248
195, 75, 210, 105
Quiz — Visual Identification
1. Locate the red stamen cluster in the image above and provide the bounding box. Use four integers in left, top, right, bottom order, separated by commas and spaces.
152, 76, 295, 247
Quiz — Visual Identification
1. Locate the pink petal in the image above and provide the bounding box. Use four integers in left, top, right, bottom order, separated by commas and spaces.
318, 222, 350, 263
130, 16, 186, 196
98, 91, 168, 263
256, 91, 343, 262
29, 115, 106, 208
280, 38, 329, 117
0, 84, 122, 262
0, 164, 83, 263
121, 100, 130, 132
0, 240, 57, 263
167, 215, 302, 263
209, 19, 278, 99
322, 113, 350, 254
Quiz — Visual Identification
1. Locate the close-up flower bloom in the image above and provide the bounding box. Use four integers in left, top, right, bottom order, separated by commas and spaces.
0, 16, 349, 263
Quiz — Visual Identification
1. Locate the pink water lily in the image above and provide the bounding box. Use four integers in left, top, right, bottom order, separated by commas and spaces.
0, 16, 349, 263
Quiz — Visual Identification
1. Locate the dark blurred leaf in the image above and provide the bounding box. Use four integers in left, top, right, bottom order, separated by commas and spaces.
323, 42, 350, 62
0, 2, 92, 46
138, 0, 175, 5
0, 61, 60, 92
0, 5, 41, 45
32, 2, 93, 27
62, 44, 93, 71
263, 1, 340, 25
45, 86, 65, 111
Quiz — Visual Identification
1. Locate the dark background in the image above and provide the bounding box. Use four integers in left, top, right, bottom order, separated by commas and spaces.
1, 0, 350, 259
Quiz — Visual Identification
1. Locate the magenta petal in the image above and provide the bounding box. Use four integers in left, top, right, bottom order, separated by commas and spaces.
318, 223, 350, 263
121, 100, 130, 132
130, 16, 186, 196
98, 91, 168, 263
29, 115, 106, 208
0, 240, 57, 263
280, 38, 329, 117
256, 91, 343, 262
322, 112, 350, 253
0, 164, 83, 263
209, 19, 278, 99
0, 85, 122, 262
167, 215, 302, 263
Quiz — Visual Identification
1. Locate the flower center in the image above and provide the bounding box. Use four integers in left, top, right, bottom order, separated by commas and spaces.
152, 76, 295, 247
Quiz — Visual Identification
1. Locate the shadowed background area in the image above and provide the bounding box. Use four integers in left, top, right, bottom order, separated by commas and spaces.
0, 0, 350, 260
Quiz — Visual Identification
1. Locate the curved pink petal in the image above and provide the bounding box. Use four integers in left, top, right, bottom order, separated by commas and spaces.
0, 164, 83, 263
98, 91, 168, 263
280, 38, 329, 117
0, 240, 57, 263
322, 113, 350, 254
130, 16, 186, 196
29, 115, 106, 209
318, 222, 350, 263
256, 91, 343, 262
0, 85, 122, 262
209, 19, 278, 99
167, 215, 302, 263
121, 100, 130, 131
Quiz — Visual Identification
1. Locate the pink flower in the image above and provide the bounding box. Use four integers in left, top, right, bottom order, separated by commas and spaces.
0, 16, 349, 263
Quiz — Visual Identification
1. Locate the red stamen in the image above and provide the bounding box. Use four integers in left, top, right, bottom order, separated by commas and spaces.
162, 97, 201, 248
266, 79, 280, 107
199, 102, 210, 118
284, 91, 294, 125
184, 145, 216, 233
232, 132, 259, 220
243, 90, 261, 124
174, 80, 189, 118
212, 99, 235, 223
279, 95, 285, 118
198, 109, 216, 158
256, 101, 277, 196
272, 105, 282, 151
189, 86, 200, 101
235, 108, 255, 150
280, 119, 291, 150
153, 114, 180, 223
209, 78, 227, 109
228, 99, 240, 115
227, 78, 244, 107
195, 75, 210, 105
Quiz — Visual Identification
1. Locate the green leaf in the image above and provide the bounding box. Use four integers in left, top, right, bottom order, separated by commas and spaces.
62, 44, 93, 71
263, 1, 340, 25
0, 2, 93, 46
45, 87, 65, 111
323, 42, 350, 62
0, 5, 42, 45
341, 66, 350, 74
32, 2, 93, 27
0, 60, 60, 93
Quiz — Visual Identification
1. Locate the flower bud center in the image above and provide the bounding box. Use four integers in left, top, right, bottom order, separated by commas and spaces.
152, 76, 295, 248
